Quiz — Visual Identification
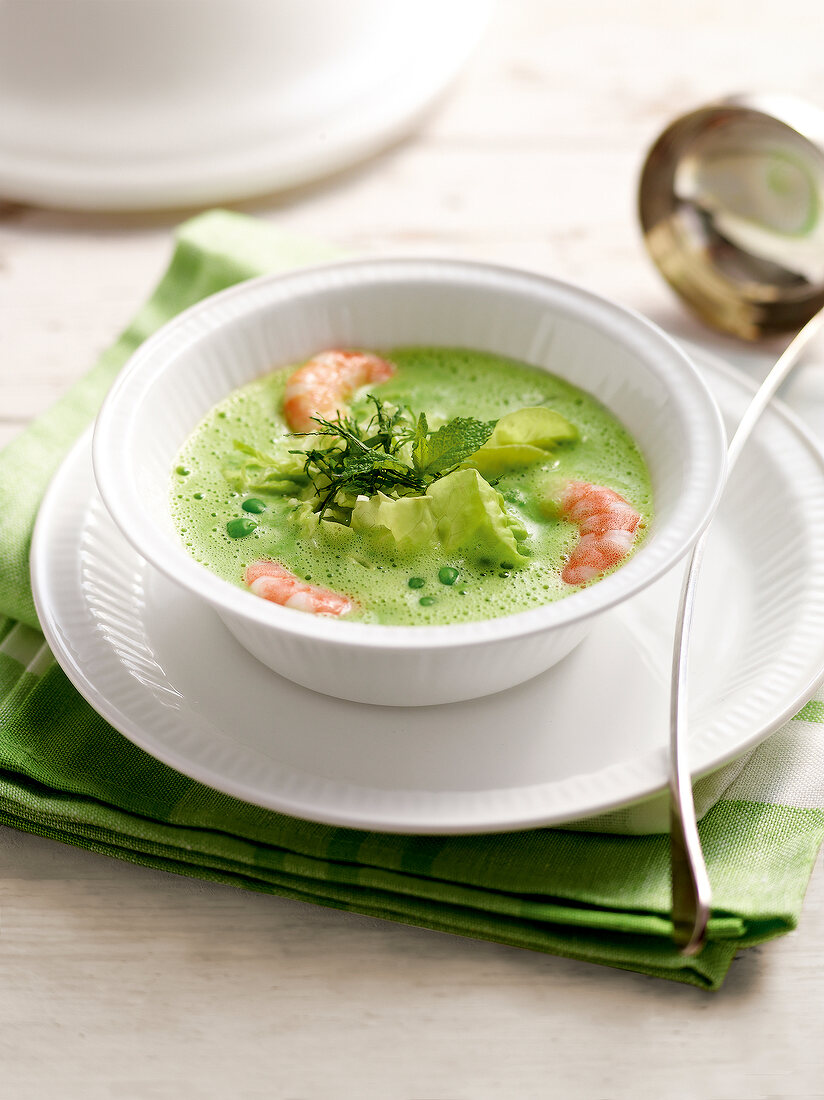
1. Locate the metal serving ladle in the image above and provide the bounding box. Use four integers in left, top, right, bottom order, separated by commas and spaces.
639, 93, 824, 953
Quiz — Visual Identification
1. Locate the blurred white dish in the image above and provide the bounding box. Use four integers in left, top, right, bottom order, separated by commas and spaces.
31, 351, 824, 831
91, 259, 726, 705
0, 0, 492, 210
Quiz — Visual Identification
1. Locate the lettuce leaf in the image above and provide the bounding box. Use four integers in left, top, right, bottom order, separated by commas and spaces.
221, 438, 308, 495
351, 493, 438, 554
426, 469, 529, 566
467, 407, 578, 479
349, 471, 528, 566
289, 500, 356, 548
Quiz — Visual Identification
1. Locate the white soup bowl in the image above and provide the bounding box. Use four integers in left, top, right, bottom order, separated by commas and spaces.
93, 259, 726, 705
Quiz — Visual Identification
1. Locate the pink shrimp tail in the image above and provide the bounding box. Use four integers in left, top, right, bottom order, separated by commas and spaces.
283, 349, 396, 432
560, 481, 641, 586
245, 559, 354, 617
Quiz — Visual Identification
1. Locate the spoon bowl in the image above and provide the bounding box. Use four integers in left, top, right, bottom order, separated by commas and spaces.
639, 93, 824, 339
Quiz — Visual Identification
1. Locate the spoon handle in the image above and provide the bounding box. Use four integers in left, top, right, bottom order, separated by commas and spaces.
670, 308, 824, 955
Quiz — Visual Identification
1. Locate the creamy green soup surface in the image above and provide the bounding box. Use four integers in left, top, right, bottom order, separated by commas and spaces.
171, 347, 652, 625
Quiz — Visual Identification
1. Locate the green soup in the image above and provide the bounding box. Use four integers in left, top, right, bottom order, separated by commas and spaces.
171, 347, 652, 625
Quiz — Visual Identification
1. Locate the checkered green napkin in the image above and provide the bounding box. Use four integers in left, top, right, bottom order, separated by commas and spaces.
2, 211, 823, 990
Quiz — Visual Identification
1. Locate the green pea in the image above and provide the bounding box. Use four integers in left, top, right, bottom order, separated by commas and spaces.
242, 498, 267, 514
175, 465, 190, 476
226, 517, 258, 538
419, 596, 436, 607
438, 566, 459, 586
408, 577, 426, 589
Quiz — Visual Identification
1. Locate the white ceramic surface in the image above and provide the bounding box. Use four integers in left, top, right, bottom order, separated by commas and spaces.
91, 259, 727, 705
35, 352, 824, 832
0, 0, 492, 210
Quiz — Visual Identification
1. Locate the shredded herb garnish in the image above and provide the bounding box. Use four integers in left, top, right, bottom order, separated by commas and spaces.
299, 395, 497, 518
225, 395, 498, 522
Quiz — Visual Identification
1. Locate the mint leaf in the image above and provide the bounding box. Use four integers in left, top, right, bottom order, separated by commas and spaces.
414, 416, 497, 478
412, 412, 430, 473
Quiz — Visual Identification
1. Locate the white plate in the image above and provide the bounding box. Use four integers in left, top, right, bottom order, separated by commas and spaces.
0, 1, 492, 211
31, 350, 824, 833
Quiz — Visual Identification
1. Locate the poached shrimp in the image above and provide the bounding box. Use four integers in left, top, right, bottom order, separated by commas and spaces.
245, 559, 355, 617
283, 349, 396, 432
558, 480, 641, 586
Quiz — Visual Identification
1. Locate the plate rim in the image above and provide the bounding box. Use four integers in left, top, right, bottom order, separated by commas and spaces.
0, 3, 492, 211
30, 347, 824, 833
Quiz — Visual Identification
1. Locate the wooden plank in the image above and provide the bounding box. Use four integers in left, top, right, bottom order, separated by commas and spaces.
0, 832, 822, 1099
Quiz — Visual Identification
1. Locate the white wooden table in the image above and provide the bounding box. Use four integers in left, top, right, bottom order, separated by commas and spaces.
3, 3, 824, 1095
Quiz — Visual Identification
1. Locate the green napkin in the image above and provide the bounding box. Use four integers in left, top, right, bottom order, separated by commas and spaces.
2, 210, 823, 991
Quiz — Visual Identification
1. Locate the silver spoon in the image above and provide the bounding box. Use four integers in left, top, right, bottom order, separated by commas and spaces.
639, 94, 824, 954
